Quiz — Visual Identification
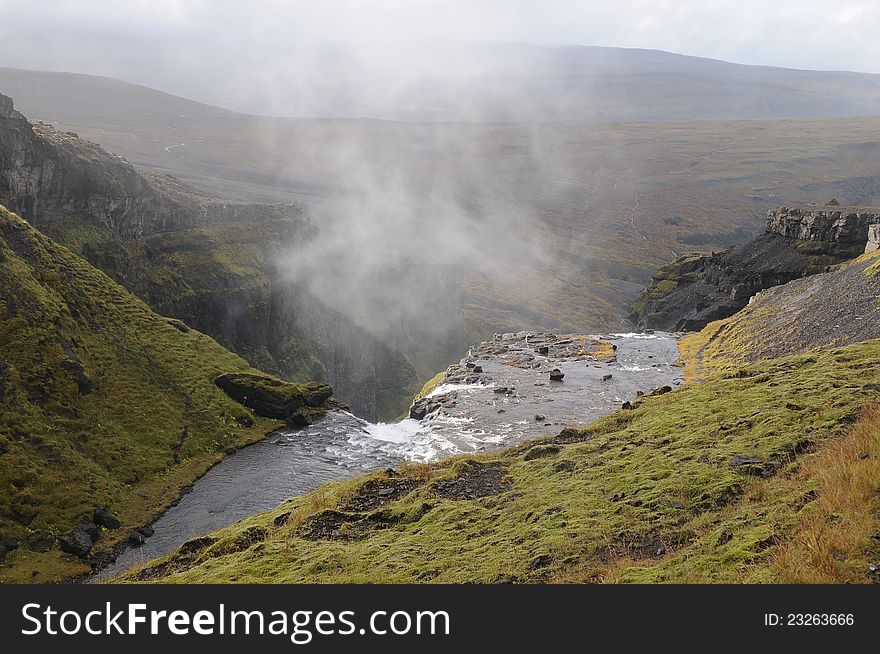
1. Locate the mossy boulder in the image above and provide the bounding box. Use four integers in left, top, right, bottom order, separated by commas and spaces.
214, 373, 332, 421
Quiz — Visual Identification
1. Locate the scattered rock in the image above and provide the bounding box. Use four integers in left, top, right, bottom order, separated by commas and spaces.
537, 346, 549, 355
602, 374, 613, 381
432, 461, 511, 500
649, 385, 673, 396
136, 526, 155, 538
288, 409, 313, 427
339, 477, 424, 513
58, 528, 94, 557
78, 516, 100, 541
549, 369, 564, 382
621, 401, 633, 410
410, 397, 443, 420
128, 531, 146, 547
94, 506, 121, 529
473, 365, 483, 373
224, 446, 237, 455
534, 414, 545, 421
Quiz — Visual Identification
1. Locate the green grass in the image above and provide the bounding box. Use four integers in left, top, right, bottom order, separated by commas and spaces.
0, 206, 312, 582
118, 338, 880, 583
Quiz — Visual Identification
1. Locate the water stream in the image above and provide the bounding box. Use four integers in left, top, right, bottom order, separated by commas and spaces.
96, 331, 681, 579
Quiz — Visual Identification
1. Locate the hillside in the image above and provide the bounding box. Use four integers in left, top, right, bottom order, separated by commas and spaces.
116, 338, 880, 583
0, 205, 332, 583
632, 204, 880, 331
0, 92, 441, 420
679, 251, 880, 381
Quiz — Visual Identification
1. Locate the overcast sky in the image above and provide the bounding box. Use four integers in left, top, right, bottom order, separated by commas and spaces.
1, 0, 878, 114
2, 1, 878, 69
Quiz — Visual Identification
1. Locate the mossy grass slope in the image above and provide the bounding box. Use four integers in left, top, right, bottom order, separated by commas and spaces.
0, 205, 299, 582
120, 339, 880, 583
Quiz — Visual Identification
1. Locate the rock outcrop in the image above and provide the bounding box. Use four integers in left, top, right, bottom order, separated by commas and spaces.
632, 203, 880, 331
766, 205, 880, 248
214, 373, 333, 425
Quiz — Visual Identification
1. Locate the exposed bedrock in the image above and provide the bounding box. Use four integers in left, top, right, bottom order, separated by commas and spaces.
632, 203, 880, 332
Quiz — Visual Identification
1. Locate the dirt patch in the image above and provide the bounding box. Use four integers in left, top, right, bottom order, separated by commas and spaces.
523, 445, 561, 461
339, 477, 424, 513
295, 510, 364, 542
128, 535, 216, 581
431, 461, 512, 500
553, 428, 594, 444
595, 534, 675, 564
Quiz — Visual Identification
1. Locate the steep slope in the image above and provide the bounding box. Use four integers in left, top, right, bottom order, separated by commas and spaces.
632, 204, 880, 331
117, 339, 880, 584
0, 205, 328, 583
679, 251, 880, 381
0, 92, 432, 419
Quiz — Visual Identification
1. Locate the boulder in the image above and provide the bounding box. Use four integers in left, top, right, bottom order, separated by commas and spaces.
58, 527, 94, 557
549, 369, 564, 381
409, 397, 441, 420
288, 409, 313, 428
93, 506, 121, 529
214, 373, 332, 420
0, 94, 13, 120
77, 515, 100, 539
866, 223, 880, 254
128, 531, 146, 547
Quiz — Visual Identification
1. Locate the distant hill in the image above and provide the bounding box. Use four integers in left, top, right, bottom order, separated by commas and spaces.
5, 44, 880, 121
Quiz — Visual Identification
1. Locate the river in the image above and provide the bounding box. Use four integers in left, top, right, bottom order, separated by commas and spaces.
96, 331, 681, 579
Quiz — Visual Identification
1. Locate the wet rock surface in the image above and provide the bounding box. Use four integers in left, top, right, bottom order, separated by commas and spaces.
95, 331, 680, 580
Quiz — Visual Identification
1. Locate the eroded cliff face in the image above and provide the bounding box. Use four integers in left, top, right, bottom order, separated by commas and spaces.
632, 203, 880, 331
0, 92, 461, 419
766, 205, 880, 248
